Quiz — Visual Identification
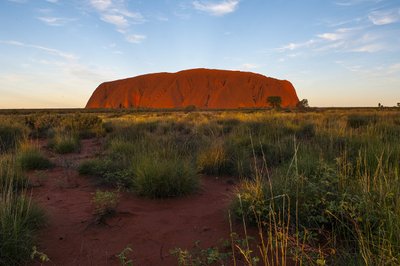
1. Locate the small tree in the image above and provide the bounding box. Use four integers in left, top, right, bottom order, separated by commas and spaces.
267, 96, 282, 109
296, 99, 309, 109
397, 103, 400, 108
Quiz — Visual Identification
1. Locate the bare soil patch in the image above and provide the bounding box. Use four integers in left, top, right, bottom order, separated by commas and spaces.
29, 139, 236, 265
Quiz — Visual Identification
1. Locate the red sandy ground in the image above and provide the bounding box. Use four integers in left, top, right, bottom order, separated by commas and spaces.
28, 139, 239, 265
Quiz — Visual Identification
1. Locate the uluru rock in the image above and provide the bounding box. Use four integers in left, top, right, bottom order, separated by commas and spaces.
85, 68, 299, 109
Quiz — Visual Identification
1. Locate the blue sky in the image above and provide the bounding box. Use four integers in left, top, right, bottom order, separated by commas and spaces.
0, 0, 399, 108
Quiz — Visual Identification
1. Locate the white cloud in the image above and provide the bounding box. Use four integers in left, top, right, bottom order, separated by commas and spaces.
46, 0, 59, 3
335, 0, 383, 6
193, 0, 239, 16
351, 43, 384, 52
242, 63, 258, 70
88, 0, 146, 44
101, 14, 128, 28
0, 40, 77, 60
90, 0, 112, 11
37, 16, 75, 26
277, 39, 316, 52
368, 9, 400, 25
7, 0, 27, 3
318, 33, 341, 41
126, 34, 146, 44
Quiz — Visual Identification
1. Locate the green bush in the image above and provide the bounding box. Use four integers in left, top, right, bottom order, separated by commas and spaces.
0, 124, 25, 153
17, 146, 52, 171
48, 133, 80, 154
347, 115, 375, 129
78, 159, 133, 188
133, 156, 199, 198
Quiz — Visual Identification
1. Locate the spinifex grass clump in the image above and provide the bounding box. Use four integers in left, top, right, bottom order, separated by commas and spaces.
48, 132, 80, 154
133, 153, 198, 198
0, 155, 27, 191
0, 157, 45, 265
0, 123, 26, 153
17, 144, 52, 171
91, 190, 120, 224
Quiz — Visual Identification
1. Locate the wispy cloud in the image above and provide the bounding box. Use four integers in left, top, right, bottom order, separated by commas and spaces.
193, 0, 239, 16
334, 0, 383, 7
277, 25, 393, 55
0, 40, 77, 60
88, 0, 146, 43
368, 8, 400, 25
6, 0, 27, 3
277, 39, 316, 52
101, 14, 129, 28
242, 63, 258, 70
37, 16, 76, 26
90, 0, 112, 11
125, 34, 146, 44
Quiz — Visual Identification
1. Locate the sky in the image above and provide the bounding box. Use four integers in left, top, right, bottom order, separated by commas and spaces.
0, 0, 399, 108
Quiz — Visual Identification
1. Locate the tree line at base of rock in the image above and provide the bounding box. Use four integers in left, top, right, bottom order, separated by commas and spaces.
267, 96, 309, 109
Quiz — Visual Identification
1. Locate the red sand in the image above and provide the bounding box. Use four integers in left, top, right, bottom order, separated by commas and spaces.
29, 139, 238, 265
86, 68, 299, 109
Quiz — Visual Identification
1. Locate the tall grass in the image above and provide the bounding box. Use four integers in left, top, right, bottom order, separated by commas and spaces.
75, 109, 399, 264
0, 155, 45, 265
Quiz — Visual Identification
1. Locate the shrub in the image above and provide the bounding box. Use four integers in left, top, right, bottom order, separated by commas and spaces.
347, 115, 375, 129
48, 133, 80, 154
17, 146, 52, 171
296, 123, 316, 140
79, 159, 133, 188
91, 190, 120, 224
0, 124, 25, 152
133, 156, 199, 198
61, 114, 105, 139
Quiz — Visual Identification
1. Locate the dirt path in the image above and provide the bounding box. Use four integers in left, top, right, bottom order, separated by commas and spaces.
28, 139, 237, 265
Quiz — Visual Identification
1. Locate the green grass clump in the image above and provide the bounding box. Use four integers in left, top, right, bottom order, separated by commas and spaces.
197, 143, 229, 175
0, 124, 26, 152
0, 155, 27, 191
48, 133, 80, 154
0, 193, 45, 265
347, 114, 376, 129
0, 159, 45, 265
17, 145, 52, 171
91, 190, 120, 224
133, 155, 199, 198
78, 158, 133, 187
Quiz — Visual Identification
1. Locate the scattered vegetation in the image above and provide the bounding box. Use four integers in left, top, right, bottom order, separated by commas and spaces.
2, 108, 399, 264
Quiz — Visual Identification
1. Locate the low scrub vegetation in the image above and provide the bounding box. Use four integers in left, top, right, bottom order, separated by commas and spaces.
17, 144, 52, 171
3, 108, 399, 264
0, 154, 45, 265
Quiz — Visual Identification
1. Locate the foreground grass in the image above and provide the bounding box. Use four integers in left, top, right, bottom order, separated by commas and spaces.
2, 108, 399, 264
79, 109, 399, 265
0, 156, 45, 265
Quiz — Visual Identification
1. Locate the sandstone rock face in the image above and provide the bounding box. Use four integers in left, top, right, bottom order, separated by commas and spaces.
85, 68, 299, 109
